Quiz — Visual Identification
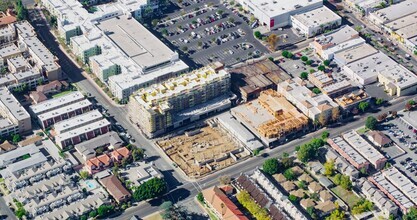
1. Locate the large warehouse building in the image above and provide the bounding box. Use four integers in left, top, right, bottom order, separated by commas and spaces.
238, 0, 323, 30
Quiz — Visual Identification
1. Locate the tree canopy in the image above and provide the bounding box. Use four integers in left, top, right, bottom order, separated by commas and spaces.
297, 138, 325, 163
237, 190, 271, 220
262, 158, 281, 175
133, 178, 167, 201
365, 116, 377, 130
404, 207, 417, 220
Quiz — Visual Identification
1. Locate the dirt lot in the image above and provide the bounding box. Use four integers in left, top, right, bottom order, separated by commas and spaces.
157, 126, 249, 178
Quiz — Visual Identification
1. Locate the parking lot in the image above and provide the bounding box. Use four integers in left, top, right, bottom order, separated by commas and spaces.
379, 116, 417, 182
154, 0, 269, 66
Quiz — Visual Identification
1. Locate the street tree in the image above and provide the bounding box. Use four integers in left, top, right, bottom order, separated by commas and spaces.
152, 19, 159, 27
219, 175, 231, 184
254, 31, 262, 39
375, 98, 384, 105
332, 107, 340, 122
365, 116, 378, 130
358, 101, 369, 112
300, 72, 308, 80
263, 158, 281, 175
133, 178, 167, 201
301, 56, 308, 62
318, 112, 328, 127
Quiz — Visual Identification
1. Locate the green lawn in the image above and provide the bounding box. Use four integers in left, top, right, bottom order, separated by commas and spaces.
331, 186, 361, 208
356, 127, 369, 135
52, 90, 74, 98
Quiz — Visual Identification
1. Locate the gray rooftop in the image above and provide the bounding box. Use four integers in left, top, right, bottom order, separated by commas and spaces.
74, 131, 123, 156
0, 87, 31, 122
96, 16, 176, 70
30, 91, 85, 115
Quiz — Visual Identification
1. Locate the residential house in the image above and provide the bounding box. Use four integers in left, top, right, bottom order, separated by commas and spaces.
99, 175, 131, 203
367, 131, 392, 147
202, 186, 249, 220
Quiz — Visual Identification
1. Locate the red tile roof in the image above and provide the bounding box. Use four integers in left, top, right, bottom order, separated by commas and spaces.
99, 175, 131, 203
86, 154, 111, 168
111, 147, 130, 161
202, 186, 249, 220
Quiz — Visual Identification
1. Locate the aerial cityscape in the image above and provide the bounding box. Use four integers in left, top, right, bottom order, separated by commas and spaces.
1, 0, 417, 219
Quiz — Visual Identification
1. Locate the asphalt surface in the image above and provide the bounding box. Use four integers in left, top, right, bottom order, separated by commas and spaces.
153, 0, 269, 67
20, 4, 417, 220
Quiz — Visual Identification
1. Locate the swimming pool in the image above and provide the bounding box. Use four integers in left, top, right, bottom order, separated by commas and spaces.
85, 180, 98, 190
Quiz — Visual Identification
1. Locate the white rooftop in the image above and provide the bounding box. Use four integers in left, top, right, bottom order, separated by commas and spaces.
330, 136, 368, 166
314, 25, 359, 46
0, 87, 30, 121
370, 0, 417, 23
342, 130, 385, 167
55, 118, 110, 141
244, 0, 323, 18
37, 99, 92, 121
292, 6, 340, 28
53, 110, 103, 134
30, 91, 85, 115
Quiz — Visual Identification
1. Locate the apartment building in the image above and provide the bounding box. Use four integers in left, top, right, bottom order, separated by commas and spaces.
327, 136, 370, 171
54, 116, 111, 149
0, 25, 15, 46
99, 175, 131, 203
291, 6, 342, 38
277, 77, 339, 121
324, 147, 360, 179
231, 89, 308, 146
308, 71, 352, 97
0, 44, 21, 66
53, 110, 103, 135
310, 25, 363, 60
342, 130, 387, 170
29, 91, 92, 128
128, 66, 231, 138
237, 0, 323, 30
74, 131, 123, 160
14, 21, 62, 81
0, 87, 31, 136
358, 178, 398, 218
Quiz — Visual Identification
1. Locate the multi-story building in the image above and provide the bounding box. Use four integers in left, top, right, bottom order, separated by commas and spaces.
277, 77, 339, 121
308, 71, 352, 97
14, 21, 62, 81
368, 0, 417, 25
327, 136, 370, 171
0, 25, 15, 46
128, 66, 231, 138
29, 91, 92, 129
89, 54, 121, 82
291, 6, 342, 38
70, 35, 102, 64
231, 89, 308, 146
342, 130, 387, 170
0, 44, 22, 66
334, 89, 372, 111
0, 86, 31, 137
237, 0, 323, 30
53, 110, 104, 135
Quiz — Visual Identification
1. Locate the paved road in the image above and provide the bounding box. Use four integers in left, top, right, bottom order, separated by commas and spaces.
114, 95, 415, 219
29, 5, 417, 220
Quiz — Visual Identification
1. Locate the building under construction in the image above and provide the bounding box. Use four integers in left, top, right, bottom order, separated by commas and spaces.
231, 89, 308, 146
230, 59, 291, 102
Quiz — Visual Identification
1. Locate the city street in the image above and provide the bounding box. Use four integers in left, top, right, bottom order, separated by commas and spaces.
27, 5, 417, 219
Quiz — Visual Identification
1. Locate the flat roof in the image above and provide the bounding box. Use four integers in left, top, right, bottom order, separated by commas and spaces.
30, 91, 85, 115
334, 43, 378, 64
13, 69, 41, 82
342, 130, 386, 167
7, 56, 29, 71
395, 23, 417, 40
0, 44, 21, 58
0, 87, 30, 121
372, 172, 415, 208
344, 52, 397, 81
292, 6, 340, 28
244, 0, 323, 18
96, 16, 175, 69
379, 64, 417, 89
14, 20, 36, 38
370, 0, 417, 23
383, 167, 417, 203
0, 144, 39, 167
329, 136, 368, 166
385, 12, 417, 31
37, 99, 92, 121
56, 118, 111, 141
23, 37, 60, 72
54, 110, 103, 134
314, 25, 359, 47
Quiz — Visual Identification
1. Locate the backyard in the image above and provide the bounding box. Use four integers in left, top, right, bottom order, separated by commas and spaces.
330, 185, 361, 209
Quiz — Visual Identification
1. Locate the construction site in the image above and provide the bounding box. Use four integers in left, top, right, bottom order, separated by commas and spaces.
230, 59, 291, 102
231, 89, 309, 146
156, 125, 250, 178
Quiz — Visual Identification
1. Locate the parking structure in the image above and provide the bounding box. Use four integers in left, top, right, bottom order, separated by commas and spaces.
154, 0, 269, 66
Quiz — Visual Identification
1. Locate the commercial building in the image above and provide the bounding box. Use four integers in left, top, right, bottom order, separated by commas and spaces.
0, 87, 31, 136
333, 43, 378, 65
291, 6, 342, 38
343, 51, 417, 96
231, 89, 308, 146
344, 0, 390, 15
128, 66, 231, 138
217, 112, 264, 151
99, 175, 131, 203
308, 71, 353, 97
237, 0, 323, 30
229, 59, 290, 102
334, 89, 372, 111
368, 0, 417, 25
40, 0, 188, 100
277, 77, 339, 121
311, 26, 364, 60
342, 130, 387, 170
202, 186, 249, 220
327, 136, 370, 171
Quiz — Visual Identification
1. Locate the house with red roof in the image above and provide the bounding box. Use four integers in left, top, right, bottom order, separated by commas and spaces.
202, 186, 249, 220
85, 147, 130, 174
